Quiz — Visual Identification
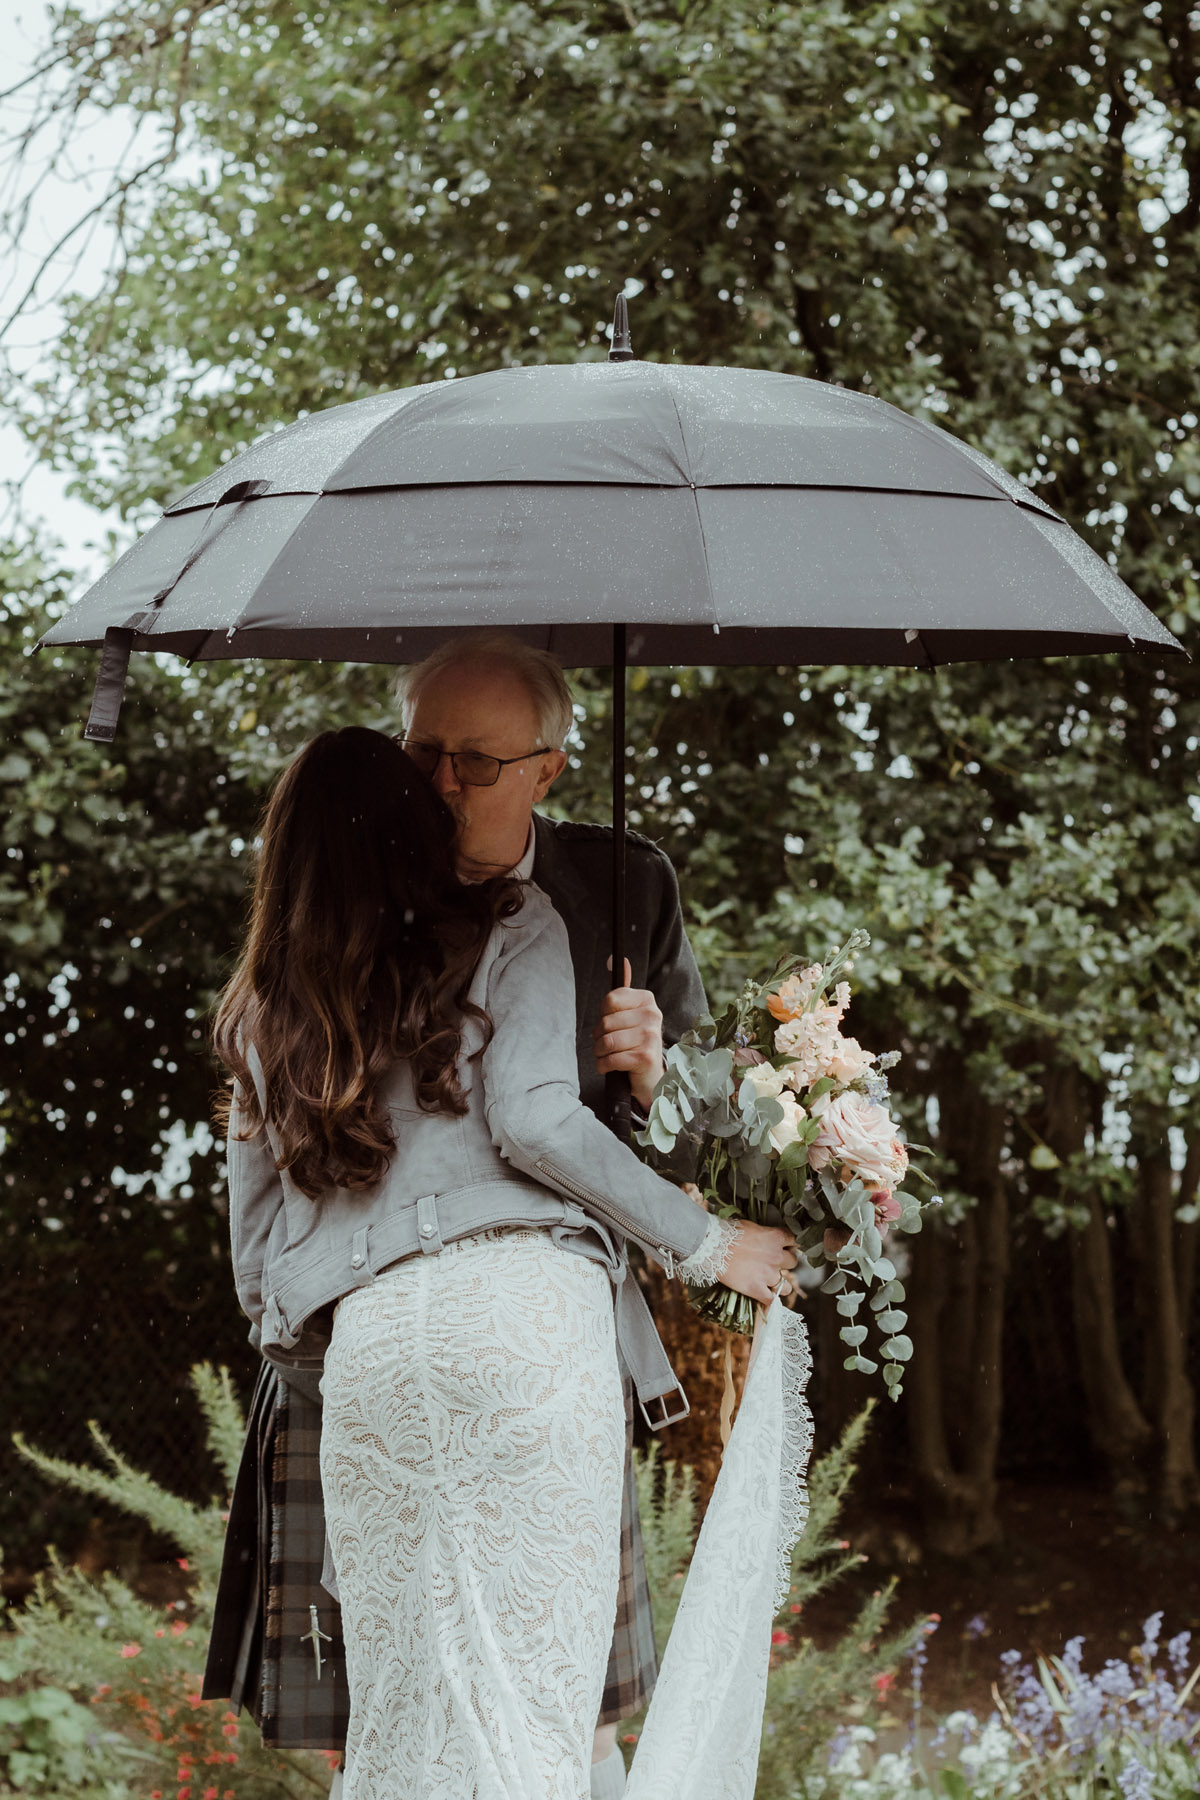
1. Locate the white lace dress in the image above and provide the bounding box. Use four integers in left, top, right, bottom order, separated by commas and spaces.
320, 1226, 626, 1800
320, 1213, 811, 1800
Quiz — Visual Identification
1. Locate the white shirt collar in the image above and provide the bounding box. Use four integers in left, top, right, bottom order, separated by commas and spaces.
510, 824, 536, 882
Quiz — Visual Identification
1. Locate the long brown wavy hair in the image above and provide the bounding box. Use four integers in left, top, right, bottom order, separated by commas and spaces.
212, 727, 521, 1198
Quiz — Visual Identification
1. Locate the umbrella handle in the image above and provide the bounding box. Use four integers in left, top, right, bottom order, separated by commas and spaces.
605, 622, 632, 1140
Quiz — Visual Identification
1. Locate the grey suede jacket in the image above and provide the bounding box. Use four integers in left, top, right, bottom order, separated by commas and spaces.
227, 884, 709, 1420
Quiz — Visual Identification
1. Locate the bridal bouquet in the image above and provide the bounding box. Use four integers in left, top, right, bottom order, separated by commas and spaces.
637, 930, 938, 1399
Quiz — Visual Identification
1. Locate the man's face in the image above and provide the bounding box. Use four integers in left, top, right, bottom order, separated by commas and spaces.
404, 660, 567, 878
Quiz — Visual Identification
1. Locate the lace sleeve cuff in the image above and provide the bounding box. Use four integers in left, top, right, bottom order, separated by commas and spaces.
677, 1214, 740, 1286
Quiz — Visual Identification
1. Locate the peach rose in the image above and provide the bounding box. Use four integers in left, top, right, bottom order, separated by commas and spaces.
826, 1034, 875, 1084
766, 965, 823, 1021
808, 1092, 907, 1190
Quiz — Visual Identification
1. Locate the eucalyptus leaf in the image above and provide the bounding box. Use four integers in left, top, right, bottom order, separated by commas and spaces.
870, 1280, 904, 1311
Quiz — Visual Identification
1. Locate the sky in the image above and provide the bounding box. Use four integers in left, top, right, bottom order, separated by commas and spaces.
1, 0, 134, 578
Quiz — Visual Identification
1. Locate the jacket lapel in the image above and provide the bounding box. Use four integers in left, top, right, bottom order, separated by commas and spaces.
531, 813, 604, 1072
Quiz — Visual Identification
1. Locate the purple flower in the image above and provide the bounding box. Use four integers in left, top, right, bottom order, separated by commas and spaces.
1139, 1612, 1163, 1665
965, 1613, 988, 1640
1168, 1630, 1192, 1680
1117, 1753, 1154, 1800
826, 1726, 852, 1768
907, 1616, 939, 1748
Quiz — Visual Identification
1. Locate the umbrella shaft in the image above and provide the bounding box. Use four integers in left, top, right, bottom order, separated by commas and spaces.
612, 621, 626, 985
605, 624, 631, 1139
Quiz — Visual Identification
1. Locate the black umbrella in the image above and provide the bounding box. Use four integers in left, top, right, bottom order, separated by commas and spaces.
40, 296, 1185, 1127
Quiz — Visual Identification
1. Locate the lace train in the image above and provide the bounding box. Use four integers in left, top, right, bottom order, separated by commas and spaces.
626, 1298, 814, 1800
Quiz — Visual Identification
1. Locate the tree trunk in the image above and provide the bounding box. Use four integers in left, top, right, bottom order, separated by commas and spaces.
1069, 1187, 1154, 1485
906, 1077, 1007, 1556
1173, 1135, 1200, 1338
1037, 1065, 1153, 1491
1136, 1137, 1199, 1522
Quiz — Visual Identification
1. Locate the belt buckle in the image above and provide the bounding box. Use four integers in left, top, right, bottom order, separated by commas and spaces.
639, 1382, 691, 1431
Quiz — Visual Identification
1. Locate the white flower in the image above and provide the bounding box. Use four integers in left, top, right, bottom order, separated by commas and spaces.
959, 1718, 1014, 1777
738, 1062, 788, 1103
767, 1091, 807, 1154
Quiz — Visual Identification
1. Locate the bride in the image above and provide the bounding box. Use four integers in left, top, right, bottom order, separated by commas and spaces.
212, 726, 798, 1800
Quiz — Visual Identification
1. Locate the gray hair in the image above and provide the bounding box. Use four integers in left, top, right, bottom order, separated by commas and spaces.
395, 632, 575, 749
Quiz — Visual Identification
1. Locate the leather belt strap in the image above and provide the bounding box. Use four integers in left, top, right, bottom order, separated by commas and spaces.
266, 1178, 689, 1431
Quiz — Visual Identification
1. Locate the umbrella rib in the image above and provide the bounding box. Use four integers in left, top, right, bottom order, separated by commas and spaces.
318, 388, 437, 492
662, 387, 721, 636
193, 493, 326, 652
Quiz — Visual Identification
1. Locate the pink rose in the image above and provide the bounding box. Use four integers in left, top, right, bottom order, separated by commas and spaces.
808, 1092, 908, 1190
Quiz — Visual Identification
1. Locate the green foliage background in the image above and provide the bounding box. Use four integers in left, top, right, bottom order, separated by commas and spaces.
2, 0, 1199, 1558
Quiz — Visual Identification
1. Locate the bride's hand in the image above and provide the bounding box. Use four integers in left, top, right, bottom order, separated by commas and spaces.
680, 1181, 706, 1209
721, 1221, 798, 1305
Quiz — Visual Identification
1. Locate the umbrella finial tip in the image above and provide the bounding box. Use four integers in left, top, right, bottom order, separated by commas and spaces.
609, 292, 634, 361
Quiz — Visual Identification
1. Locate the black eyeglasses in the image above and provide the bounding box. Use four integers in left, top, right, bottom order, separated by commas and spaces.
395, 736, 549, 788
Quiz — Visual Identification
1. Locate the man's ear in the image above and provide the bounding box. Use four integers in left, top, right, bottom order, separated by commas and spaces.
533, 748, 568, 802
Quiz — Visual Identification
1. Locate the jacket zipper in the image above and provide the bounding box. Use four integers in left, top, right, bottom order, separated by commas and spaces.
536, 1157, 677, 1279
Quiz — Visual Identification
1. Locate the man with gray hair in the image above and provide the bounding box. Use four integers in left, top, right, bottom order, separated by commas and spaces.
205, 632, 705, 1800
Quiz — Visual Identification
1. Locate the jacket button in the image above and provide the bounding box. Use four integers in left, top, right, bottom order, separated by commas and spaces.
419, 1223, 435, 1238
350, 1253, 364, 1269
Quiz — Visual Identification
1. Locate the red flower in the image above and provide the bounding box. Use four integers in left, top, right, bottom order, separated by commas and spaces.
177, 1558, 190, 1571
873, 1672, 896, 1695
789, 1603, 803, 1614
622, 1732, 639, 1744
771, 1629, 789, 1645
119, 1644, 142, 1659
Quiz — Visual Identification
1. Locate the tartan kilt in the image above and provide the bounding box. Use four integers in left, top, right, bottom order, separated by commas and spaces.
203, 1356, 657, 1747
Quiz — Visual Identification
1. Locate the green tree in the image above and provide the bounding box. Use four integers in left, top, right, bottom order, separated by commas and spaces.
3, 0, 1199, 1554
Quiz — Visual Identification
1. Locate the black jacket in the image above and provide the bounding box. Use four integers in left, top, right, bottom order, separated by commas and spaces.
531, 812, 707, 1117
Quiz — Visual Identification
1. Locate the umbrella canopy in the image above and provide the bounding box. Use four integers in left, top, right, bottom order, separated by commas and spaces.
40, 322, 1185, 1131
41, 357, 1182, 677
